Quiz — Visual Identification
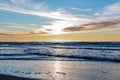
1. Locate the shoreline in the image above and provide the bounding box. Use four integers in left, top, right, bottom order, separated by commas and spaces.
0, 60, 120, 80
0, 74, 41, 80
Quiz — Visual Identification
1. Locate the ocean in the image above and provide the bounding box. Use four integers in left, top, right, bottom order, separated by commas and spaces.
0, 42, 120, 61
0, 42, 120, 80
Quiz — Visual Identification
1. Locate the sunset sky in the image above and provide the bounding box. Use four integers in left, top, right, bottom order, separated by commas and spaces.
0, 0, 120, 42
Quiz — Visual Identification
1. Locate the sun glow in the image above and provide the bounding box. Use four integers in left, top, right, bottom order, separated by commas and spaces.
41, 20, 77, 35
51, 39, 65, 42
51, 28, 63, 35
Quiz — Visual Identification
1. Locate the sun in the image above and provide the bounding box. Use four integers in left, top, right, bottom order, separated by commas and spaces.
50, 26, 64, 35
51, 29, 63, 35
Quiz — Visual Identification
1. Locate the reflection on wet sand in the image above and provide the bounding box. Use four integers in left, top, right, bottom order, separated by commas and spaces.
53, 61, 66, 80
0, 61, 120, 80
54, 61, 61, 72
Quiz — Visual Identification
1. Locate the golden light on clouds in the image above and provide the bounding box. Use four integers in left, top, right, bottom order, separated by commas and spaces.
51, 29, 63, 35
0, 0, 120, 42
0, 28, 120, 42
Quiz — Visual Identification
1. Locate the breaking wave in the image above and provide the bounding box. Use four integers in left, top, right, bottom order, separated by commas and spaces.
0, 42, 120, 62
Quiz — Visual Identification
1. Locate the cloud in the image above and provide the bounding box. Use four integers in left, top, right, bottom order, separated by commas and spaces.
0, 31, 46, 36
70, 7, 92, 11
0, 27, 45, 36
0, 0, 93, 35
94, 2, 120, 16
0, 33, 10, 36
1, 0, 119, 36
62, 17, 120, 32
0, 0, 82, 21
6, 24, 40, 30
33, 18, 93, 35
0, 29, 14, 36
0, 22, 43, 33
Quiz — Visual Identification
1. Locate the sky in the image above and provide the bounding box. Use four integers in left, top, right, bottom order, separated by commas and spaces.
0, 0, 120, 42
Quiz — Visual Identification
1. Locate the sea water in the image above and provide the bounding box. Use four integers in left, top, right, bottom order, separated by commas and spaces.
0, 42, 120, 80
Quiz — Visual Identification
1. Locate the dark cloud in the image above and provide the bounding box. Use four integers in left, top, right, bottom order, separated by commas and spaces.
29, 31, 48, 35
63, 17, 120, 32
0, 30, 49, 36
28, 28, 52, 35
0, 33, 10, 36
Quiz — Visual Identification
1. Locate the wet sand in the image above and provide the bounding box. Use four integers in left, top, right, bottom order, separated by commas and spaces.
0, 74, 41, 80
0, 60, 120, 80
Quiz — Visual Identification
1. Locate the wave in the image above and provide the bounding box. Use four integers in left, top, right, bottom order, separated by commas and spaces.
0, 47, 119, 62
50, 46, 120, 50
0, 42, 120, 62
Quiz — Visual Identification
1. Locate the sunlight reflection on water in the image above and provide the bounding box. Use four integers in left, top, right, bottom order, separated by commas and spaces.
54, 61, 61, 72
51, 61, 66, 80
